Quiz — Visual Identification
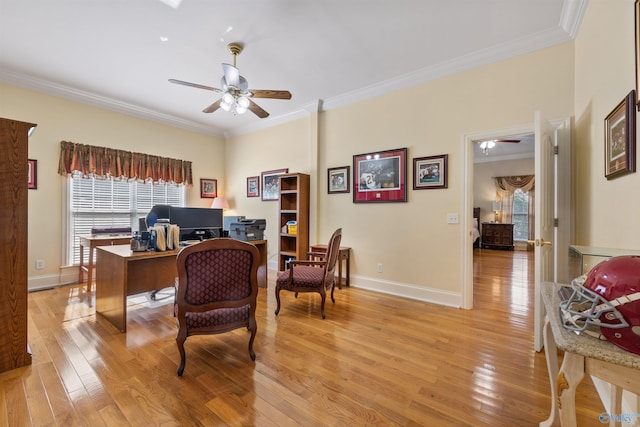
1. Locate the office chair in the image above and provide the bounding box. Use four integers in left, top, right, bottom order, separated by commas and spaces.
275, 228, 342, 319
174, 238, 260, 376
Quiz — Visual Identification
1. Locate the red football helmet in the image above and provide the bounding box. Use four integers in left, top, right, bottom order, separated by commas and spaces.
559, 255, 640, 355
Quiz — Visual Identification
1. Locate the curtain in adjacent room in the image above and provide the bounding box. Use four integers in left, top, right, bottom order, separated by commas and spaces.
494, 175, 535, 241
57, 140, 193, 185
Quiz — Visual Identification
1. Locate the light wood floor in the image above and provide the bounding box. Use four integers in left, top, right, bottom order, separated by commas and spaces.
1, 249, 602, 426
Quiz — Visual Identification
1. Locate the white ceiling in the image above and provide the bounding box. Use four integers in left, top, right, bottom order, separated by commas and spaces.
0, 0, 586, 138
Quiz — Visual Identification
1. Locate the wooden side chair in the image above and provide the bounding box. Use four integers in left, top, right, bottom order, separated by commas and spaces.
275, 228, 342, 319
174, 238, 260, 376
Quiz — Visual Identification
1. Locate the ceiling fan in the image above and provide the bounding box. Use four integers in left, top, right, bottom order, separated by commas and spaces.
478, 138, 520, 155
169, 42, 292, 118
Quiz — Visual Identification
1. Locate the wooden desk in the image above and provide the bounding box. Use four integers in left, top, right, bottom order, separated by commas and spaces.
95, 240, 268, 332
79, 234, 132, 299
309, 244, 351, 288
540, 282, 640, 427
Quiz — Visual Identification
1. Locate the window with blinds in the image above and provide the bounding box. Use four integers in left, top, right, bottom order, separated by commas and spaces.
66, 176, 186, 265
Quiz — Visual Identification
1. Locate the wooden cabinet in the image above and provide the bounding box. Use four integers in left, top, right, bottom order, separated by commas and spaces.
481, 223, 514, 251
0, 118, 36, 373
278, 173, 310, 271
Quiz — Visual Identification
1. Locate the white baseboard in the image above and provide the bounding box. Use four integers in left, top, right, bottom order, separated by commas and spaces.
28, 266, 78, 292
267, 262, 462, 307
348, 274, 463, 308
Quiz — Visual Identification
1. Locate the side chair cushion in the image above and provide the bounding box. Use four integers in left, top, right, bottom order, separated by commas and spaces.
174, 304, 250, 329
184, 250, 253, 303
276, 265, 325, 290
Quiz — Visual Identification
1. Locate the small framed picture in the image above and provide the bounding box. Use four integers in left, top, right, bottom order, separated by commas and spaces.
200, 178, 217, 198
247, 176, 260, 197
413, 154, 448, 190
353, 148, 407, 203
261, 168, 288, 201
28, 159, 37, 190
605, 90, 636, 180
328, 166, 350, 194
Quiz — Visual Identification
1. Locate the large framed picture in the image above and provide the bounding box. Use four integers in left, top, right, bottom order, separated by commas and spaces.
328, 166, 350, 194
413, 154, 448, 190
200, 178, 217, 198
261, 168, 288, 201
247, 176, 260, 197
28, 159, 37, 190
605, 90, 636, 180
635, 0, 640, 111
352, 148, 407, 203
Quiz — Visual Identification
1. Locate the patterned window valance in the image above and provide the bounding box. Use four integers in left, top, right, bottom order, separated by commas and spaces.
495, 175, 534, 192
57, 141, 192, 185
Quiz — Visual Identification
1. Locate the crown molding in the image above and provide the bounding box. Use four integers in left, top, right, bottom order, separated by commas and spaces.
0, 69, 225, 138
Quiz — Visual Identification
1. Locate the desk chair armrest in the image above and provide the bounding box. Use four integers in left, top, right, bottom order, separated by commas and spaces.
289, 259, 326, 267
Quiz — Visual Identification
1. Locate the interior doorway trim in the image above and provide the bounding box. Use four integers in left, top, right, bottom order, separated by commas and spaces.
462, 122, 535, 310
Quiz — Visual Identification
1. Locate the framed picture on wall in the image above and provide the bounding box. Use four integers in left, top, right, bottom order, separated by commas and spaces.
200, 178, 217, 198
261, 168, 288, 201
247, 176, 260, 197
327, 166, 350, 194
352, 148, 407, 203
605, 90, 636, 180
635, 0, 640, 111
28, 159, 37, 190
412, 154, 448, 190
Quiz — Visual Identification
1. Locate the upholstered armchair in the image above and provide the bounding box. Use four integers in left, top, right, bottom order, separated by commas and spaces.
174, 238, 260, 376
275, 228, 342, 319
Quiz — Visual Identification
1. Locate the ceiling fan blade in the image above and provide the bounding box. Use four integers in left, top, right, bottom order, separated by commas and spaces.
222, 63, 240, 88
168, 79, 221, 92
251, 89, 292, 100
495, 139, 520, 143
248, 99, 269, 118
202, 99, 222, 113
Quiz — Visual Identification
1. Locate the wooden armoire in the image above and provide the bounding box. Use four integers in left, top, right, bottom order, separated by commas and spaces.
0, 118, 36, 373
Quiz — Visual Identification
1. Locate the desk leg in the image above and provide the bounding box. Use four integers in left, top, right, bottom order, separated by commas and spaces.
540, 317, 559, 427
337, 256, 343, 289
79, 242, 86, 283
345, 251, 350, 286
557, 352, 585, 427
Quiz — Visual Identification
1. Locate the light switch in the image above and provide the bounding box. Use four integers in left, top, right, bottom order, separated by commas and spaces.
447, 213, 459, 224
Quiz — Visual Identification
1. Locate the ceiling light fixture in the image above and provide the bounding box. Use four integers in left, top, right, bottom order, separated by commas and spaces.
479, 140, 496, 155
218, 43, 251, 115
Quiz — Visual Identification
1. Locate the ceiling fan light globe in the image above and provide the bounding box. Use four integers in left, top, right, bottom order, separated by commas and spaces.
237, 96, 250, 108
234, 105, 247, 115
222, 93, 235, 104
220, 99, 232, 111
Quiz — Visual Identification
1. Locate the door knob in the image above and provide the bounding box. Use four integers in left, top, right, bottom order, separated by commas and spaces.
527, 239, 552, 247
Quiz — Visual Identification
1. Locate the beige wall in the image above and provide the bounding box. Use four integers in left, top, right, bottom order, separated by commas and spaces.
0, 83, 224, 287
573, 0, 639, 248
227, 42, 574, 305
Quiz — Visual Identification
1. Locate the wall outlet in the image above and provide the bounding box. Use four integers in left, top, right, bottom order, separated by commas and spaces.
377, 263, 383, 273
36, 259, 45, 270
447, 213, 459, 224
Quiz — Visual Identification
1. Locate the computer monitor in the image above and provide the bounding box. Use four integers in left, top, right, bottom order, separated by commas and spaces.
169, 207, 223, 241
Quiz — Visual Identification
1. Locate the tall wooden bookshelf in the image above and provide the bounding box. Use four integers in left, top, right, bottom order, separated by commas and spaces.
278, 173, 310, 271
0, 118, 35, 373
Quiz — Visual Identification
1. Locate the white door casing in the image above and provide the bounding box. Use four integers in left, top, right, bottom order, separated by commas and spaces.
533, 111, 556, 352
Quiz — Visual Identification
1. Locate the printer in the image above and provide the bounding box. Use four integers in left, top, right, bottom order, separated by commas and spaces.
229, 219, 266, 241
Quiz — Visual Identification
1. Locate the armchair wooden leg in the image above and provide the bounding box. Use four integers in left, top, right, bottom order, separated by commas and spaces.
320, 292, 326, 319
248, 321, 257, 361
176, 336, 186, 377
275, 286, 281, 316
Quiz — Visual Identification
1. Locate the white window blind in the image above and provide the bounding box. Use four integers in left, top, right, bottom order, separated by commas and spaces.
66, 176, 185, 265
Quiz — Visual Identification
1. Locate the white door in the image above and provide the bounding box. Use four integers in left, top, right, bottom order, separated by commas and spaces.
533, 111, 556, 352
